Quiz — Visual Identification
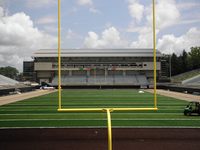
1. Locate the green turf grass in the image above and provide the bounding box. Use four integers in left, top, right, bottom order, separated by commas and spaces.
0, 89, 199, 128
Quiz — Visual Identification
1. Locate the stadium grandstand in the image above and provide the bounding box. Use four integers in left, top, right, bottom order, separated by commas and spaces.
0, 74, 33, 96
0, 74, 19, 86
23, 49, 166, 87
182, 74, 200, 86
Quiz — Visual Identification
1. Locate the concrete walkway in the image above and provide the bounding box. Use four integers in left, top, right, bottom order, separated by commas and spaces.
0, 90, 57, 106
146, 89, 200, 102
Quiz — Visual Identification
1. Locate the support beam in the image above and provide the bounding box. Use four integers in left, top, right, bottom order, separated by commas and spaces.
106, 109, 112, 150
69, 70, 72, 76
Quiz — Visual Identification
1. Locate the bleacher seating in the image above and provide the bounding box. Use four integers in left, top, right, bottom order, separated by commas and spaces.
0, 74, 19, 85
51, 74, 149, 86
136, 75, 149, 85
182, 74, 200, 86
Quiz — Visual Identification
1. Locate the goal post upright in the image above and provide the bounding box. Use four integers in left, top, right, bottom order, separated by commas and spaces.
58, 0, 62, 109
153, 0, 157, 109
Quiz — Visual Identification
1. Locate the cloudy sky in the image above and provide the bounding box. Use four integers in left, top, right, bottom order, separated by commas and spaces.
0, 0, 200, 71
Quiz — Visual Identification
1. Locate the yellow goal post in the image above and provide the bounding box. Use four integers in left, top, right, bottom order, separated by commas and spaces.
57, 0, 157, 112
57, 0, 158, 150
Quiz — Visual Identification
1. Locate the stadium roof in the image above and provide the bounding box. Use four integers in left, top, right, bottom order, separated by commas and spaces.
32, 49, 162, 58
0, 74, 19, 86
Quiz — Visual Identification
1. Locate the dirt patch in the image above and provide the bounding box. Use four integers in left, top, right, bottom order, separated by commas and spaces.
145, 89, 200, 102
0, 90, 57, 106
0, 128, 200, 150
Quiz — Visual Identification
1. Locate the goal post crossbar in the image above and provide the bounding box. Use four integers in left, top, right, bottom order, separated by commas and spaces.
57, 107, 158, 112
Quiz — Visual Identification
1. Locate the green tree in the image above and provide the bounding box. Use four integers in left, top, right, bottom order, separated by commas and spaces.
180, 50, 189, 73
166, 47, 200, 76
188, 47, 200, 69
171, 53, 181, 75
0, 66, 19, 79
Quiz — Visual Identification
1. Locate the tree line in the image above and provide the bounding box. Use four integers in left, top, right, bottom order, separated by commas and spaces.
164, 47, 200, 76
0, 66, 19, 79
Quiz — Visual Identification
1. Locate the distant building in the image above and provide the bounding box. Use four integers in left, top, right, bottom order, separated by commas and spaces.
23, 61, 35, 81
23, 49, 166, 86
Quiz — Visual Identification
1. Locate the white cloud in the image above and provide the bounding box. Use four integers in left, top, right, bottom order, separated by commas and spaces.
77, 0, 100, 14
26, 0, 56, 8
43, 26, 57, 33
0, 6, 3, 17
36, 15, 56, 25
89, 7, 100, 14
77, 0, 93, 6
155, 0, 180, 29
177, 2, 200, 10
128, 0, 181, 50
84, 32, 98, 48
128, 0, 180, 32
83, 24, 200, 57
176, 19, 200, 26
84, 27, 127, 48
0, 54, 4, 62
158, 27, 200, 54
0, 7, 57, 71
130, 27, 154, 48
66, 29, 82, 39
128, 0, 144, 22
66, 29, 74, 39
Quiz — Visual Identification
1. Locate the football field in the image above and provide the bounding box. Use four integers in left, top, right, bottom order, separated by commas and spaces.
0, 89, 200, 128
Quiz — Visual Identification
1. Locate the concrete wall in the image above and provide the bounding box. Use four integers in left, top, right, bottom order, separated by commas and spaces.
35, 63, 53, 71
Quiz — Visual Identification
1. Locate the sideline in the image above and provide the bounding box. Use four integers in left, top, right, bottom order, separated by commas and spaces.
0, 90, 57, 106
145, 89, 200, 102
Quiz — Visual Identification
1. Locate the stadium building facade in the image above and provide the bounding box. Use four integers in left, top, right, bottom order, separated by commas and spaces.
23, 49, 166, 87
